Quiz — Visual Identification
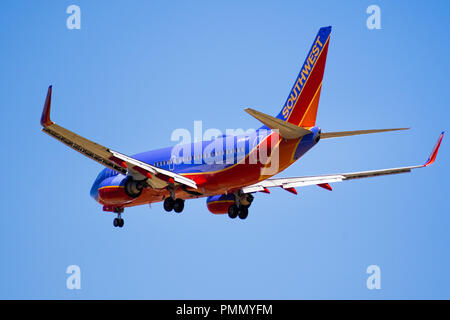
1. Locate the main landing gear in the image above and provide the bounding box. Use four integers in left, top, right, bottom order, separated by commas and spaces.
227, 192, 253, 220
163, 197, 185, 213
113, 208, 124, 228
228, 204, 249, 220
163, 186, 185, 213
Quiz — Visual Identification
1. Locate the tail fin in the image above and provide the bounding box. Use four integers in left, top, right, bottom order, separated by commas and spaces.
276, 26, 331, 127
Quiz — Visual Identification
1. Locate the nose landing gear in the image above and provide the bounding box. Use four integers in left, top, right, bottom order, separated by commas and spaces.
113, 208, 124, 228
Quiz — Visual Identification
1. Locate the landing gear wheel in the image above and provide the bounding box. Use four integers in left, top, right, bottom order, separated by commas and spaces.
163, 197, 175, 212
238, 206, 249, 220
113, 217, 124, 228
228, 204, 238, 219
173, 198, 185, 213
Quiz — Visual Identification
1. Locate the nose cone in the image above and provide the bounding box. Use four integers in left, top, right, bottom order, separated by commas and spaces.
90, 179, 100, 201
90, 169, 106, 202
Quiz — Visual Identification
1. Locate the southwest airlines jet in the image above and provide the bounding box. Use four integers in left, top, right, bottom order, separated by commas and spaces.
41, 26, 443, 228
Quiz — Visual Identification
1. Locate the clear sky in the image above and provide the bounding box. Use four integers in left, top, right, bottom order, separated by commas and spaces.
0, 0, 449, 299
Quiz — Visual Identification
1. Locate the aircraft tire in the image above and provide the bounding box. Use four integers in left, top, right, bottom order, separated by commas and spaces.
173, 199, 184, 213
228, 204, 238, 219
164, 197, 175, 212
238, 206, 248, 220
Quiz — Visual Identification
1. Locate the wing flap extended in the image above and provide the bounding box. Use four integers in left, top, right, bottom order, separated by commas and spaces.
242, 132, 444, 194
242, 175, 344, 193
110, 150, 197, 189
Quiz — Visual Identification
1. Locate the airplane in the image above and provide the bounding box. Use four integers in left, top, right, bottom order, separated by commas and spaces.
40, 26, 444, 228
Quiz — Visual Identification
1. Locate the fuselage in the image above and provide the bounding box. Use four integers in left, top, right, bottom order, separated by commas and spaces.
39, 26, 442, 224
90, 126, 321, 208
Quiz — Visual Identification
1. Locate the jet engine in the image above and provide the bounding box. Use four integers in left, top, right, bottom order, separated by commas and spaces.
124, 177, 145, 198
206, 193, 254, 214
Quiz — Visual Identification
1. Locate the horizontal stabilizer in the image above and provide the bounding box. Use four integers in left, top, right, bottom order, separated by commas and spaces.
245, 108, 312, 139
321, 128, 409, 139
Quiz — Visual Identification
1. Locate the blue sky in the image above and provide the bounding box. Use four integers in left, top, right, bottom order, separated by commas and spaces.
0, 0, 449, 299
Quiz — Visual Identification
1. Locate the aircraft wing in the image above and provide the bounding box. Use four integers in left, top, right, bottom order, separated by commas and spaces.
40, 86, 197, 189
242, 132, 444, 194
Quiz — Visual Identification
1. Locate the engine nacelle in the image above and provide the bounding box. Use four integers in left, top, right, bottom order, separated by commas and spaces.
206, 193, 254, 214
124, 177, 145, 198
206, 194, 235, 214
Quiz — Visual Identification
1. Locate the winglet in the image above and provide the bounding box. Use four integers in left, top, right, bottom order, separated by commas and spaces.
40, 85, 54, 127
424, 131, 444, 167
